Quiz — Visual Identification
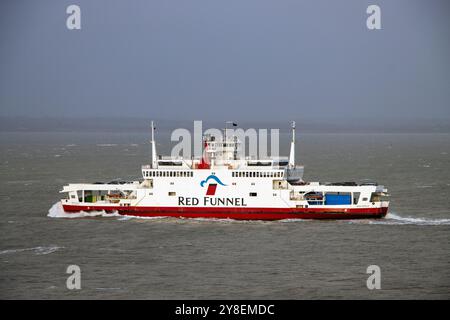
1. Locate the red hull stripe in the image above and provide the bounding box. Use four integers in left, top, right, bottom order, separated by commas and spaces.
62, 204, 388, 220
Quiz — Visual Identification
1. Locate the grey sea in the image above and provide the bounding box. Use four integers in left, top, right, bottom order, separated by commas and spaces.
0, 131, 449, 299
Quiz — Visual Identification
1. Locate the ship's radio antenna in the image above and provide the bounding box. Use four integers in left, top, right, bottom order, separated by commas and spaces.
289, 121, 296, 167
151, 121, 158, 168
225, 121, 237, 142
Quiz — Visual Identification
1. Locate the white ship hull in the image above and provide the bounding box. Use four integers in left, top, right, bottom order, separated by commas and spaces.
61, 170, 389, 220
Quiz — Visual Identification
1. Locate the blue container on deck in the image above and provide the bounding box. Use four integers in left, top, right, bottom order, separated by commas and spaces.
325, 194, 351, 205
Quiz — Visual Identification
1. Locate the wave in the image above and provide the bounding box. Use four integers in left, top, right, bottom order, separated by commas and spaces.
369, 212, 450, 226
119, 216, 266, 223
0, 246, 63, 255
48, 202, 120, 218
280, 218, 311, 223
117, 215, 169, 221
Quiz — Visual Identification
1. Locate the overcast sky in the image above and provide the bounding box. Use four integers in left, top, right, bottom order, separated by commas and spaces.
1, 0, 449, 122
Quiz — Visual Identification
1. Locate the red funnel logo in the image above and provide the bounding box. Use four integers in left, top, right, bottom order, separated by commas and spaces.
200, 175, 226, 196
206, 184, 217, 196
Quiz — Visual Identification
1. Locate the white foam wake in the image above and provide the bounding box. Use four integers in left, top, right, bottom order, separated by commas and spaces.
370, 212, 450, 226
116, 215, 168, 221
47, 202, 120, 218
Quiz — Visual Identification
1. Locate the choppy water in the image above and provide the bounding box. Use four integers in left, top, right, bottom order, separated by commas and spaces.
0, 131, 449, 299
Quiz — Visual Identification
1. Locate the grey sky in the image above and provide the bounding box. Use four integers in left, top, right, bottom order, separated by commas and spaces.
1, 0, 449, 122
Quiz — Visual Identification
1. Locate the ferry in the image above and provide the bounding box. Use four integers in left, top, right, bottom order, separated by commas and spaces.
60, 122, 389, 220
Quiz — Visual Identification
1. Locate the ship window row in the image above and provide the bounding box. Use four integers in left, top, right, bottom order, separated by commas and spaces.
232, 171, 283, 178
144, 170, 193, 178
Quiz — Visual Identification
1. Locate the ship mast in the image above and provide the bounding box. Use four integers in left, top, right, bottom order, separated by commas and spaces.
289, 121, 296, 167
151, 121, 158, 169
